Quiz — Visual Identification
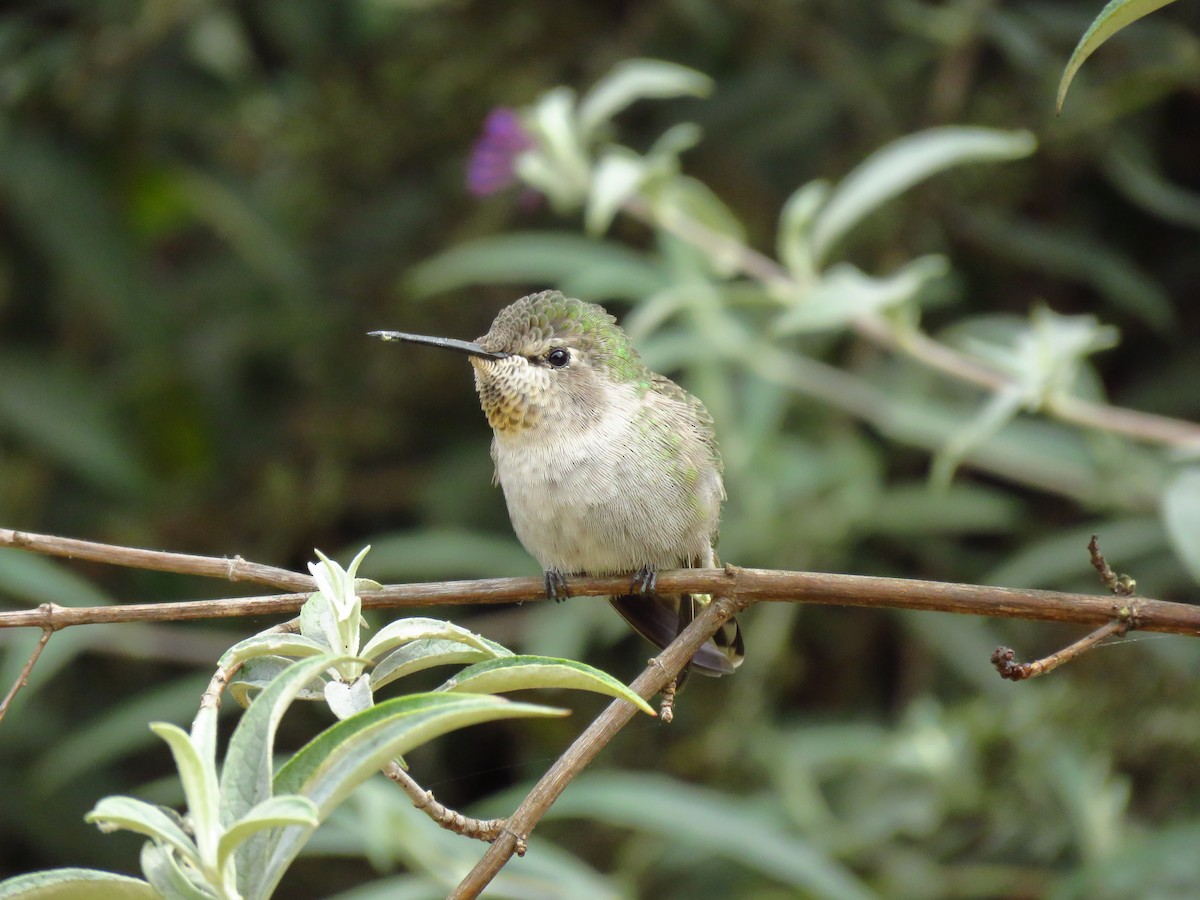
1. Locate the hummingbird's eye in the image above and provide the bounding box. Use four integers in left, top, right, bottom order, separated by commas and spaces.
547, 347, 570, 368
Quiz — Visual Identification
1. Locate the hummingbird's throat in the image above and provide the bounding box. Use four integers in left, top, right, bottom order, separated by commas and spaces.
471, 357, 545, 433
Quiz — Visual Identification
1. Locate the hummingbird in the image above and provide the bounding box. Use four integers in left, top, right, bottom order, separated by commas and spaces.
371, 290, 743, 675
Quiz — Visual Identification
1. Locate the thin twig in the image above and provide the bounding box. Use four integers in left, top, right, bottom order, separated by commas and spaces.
450, 591, 748, 898
0, 528, 312, 591
1088, 534, 1137, 596
992, 614, 1133, 681
383, 762, 509, 842
0, 627, 53, 723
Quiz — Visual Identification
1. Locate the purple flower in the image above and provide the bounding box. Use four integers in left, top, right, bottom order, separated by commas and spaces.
467, 107, 535, 197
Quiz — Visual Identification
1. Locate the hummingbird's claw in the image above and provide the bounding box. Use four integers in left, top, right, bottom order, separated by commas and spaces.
544, 568, 570, 602
631, 565, 657, 594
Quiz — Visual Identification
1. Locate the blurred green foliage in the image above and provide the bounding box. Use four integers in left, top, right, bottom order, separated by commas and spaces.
2, 1, 1200, 897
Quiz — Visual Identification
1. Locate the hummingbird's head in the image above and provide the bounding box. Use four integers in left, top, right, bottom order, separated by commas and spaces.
470, 291, 649, 434
370, 291, 649, 435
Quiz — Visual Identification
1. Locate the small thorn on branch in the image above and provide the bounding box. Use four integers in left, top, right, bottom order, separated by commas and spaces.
1089, 535, 1137, 596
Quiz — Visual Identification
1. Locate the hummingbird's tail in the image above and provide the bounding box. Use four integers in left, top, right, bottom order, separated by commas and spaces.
608, 592, 744, 676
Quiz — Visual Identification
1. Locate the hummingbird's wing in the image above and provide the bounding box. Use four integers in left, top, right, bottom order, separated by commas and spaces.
646, 372, 725, 483
608, 592, 744, 676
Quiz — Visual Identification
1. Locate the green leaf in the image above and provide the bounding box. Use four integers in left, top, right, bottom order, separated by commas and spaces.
773, 256, 948, 334
323, 677, 374, 720
407, 233, 666, 300
930, 386, 1026, 489
522, 86, 590, 207
220, 653, 349, 822
218, 633, 331, 670
438, 655, 656, 716
808, 127, 1036, 266
371, 639, 508, 691
84, 796, 198, 866
577, 59, 712, 138
258, 694, 565, 899
649, 176, 747, 275
228, 656, 328, 709
1161, 467, 1200, 585
0, 868, 159, 900
1057, 0, 1180, 112
360, 617, 512, 663
148, 723, 221, 864
586, 152, 649, 236
216, 796, 319, 874
137, 844, 213, 900
647, 121, 703, 160
777, 179, 831, 283
219, 652, 351, 897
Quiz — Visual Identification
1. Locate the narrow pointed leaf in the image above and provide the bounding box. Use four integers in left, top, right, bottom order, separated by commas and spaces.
228, 656, 329, 709
0, 868, 159, 899
773, 257, 948, 334
777, 179, 830, 282
219, 652, 351, 897
84, 797, 198, 866
360, 617, 512, 662
218, 634, 331, 670
138, 844, 213, 900
578, 59, 712, 137
148, 724, 220, 864
371, 640, 503, 691
586, 152, 648, 235
219, 653, 349, 822
438, 655, 656, 716
216, 796, 318, 873
809, 127, 1036, 266
1057, 0, 1179, 112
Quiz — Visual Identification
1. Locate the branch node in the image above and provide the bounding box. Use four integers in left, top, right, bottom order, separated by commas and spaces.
991, 646, 1030, 681
659, 679, 677, 723
500, 826, 528, 856
226, 555, 247, 581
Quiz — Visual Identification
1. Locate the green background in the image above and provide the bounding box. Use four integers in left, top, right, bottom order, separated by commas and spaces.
2, 2, 1200, 897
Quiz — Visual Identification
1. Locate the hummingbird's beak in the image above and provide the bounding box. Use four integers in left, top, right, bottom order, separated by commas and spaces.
368, 330, 509, 360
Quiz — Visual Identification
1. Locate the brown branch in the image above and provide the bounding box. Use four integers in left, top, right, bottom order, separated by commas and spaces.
992, 536, 1140, 682
450, 591, 748, 898
2, 568, 1197, 635
0, 628, 53, 723
383, 761, 509, 843
992, 617, 1131, 681
0, 528, 312, 591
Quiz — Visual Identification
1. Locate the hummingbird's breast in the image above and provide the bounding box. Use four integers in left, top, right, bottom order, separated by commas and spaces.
488, 382, 723, 575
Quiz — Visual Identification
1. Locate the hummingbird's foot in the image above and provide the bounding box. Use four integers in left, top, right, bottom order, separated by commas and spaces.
543, 568, 570, 602
631, 565, 657, 595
